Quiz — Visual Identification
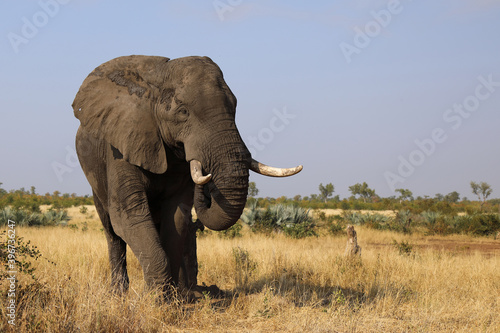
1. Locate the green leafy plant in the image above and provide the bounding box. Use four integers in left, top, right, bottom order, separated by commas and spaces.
392, 210, 412, 234
452, 214, 500, 236
0, 207, 70, 227
0, 231, 55, 281
241, 203, 316, 238
219, 221, 242, 238
79, 205, 88, 214
421, 211, 451, 235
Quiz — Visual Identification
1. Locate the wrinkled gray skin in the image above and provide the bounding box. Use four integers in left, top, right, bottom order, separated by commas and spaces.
73, 56, 252, 293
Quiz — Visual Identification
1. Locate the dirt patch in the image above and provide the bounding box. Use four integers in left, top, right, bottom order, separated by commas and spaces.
369, 237, 500, 256
418, 238, 500, 255
316, 209, 396, 217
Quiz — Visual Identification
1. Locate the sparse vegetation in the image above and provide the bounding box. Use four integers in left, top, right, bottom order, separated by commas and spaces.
1, 183, 500, 330
1, 207, 498, 332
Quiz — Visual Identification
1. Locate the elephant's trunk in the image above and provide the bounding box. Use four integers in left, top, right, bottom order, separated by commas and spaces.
193, 132, 250, 231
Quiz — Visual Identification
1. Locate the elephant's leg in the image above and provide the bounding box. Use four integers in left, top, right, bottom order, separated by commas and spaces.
107, 165, 171, 292
109, 207, 171, 291
179, 219, 203, 290
159, 184, 194, 290
94, 193, 129, 292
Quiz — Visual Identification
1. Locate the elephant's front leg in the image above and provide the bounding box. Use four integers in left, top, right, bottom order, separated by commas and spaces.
108, 167, 171, 292
110, 210, 171, 290
158, 184, 194, 290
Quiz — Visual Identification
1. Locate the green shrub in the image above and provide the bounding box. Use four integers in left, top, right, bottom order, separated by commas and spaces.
392, 239, 413, 256
79, 205, 88, 214
1, 230, 55, 281
342, 212, 389, 231
421, 211, 452, 235
0, 207, 70, 227
219, 221, 243, 238
391, 210, 412, 234
365, 213, 390, 230
328, 221, 344, 235
324, 215, 345, 236
340, 201, 350, 210
283, 221, 317, 239
241, 203, 316, 238
42, 209, 70, 226
452, 214, 500, 236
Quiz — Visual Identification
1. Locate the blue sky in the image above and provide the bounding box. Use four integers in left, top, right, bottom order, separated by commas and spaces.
1, 0, 499, 200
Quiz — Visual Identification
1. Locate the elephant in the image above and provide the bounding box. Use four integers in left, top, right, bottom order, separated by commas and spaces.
72, 55, 302, 295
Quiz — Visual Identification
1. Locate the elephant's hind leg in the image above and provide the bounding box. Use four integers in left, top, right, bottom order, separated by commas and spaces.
94, 193, 129, 293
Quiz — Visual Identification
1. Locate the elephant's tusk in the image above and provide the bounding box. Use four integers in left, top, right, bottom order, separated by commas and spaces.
250, 159, 303, 177
190, 160, 212, 185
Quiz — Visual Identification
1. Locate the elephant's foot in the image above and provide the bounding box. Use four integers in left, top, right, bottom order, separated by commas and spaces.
183, 283, 226, 302
110, 276, 130, 296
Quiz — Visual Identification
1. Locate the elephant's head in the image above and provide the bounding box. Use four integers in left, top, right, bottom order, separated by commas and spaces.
73, 55, 302, 230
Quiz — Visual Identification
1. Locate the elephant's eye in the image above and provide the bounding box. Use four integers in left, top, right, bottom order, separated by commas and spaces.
176, 107, 189, 121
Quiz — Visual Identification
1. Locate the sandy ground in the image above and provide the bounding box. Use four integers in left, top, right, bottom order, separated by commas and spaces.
315, 208, 397, 217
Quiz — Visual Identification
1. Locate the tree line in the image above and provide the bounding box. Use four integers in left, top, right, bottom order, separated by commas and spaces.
0, 182, 93, 212
0, 180, 497, 215
247, 181, 498, 214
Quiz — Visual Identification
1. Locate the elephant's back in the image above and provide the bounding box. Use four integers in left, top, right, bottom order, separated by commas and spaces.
78, 55, 170, 92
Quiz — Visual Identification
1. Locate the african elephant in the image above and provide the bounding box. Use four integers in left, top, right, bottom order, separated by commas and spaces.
72, 55, 302, 294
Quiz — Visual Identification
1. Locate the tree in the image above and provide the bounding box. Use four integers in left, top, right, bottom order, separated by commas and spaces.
444, 191, 460, 203
318, 183, 334, 203
348, 182, 375, 202
395, 188, 413, 202
434, 193, 444, 201
248, 182, 259, 198
30, 186, 36, 195
470, 181, 492, 208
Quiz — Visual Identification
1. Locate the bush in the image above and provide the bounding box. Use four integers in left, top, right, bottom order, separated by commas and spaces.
328, 221, 344, 235
241, 203, 316, 238
318, 214, 345, 236
219, 221, 243, 238
342, 212, 389, 231
452, 214, 500, 236
421, 211, 452, 235
79, 206, 88, 214
0, 207, 70, 227
283, 221, 317, 239
42, 209, 70, 226
392, 239, 413, 256
0, 230, 55, 282
391, 210, 412, 234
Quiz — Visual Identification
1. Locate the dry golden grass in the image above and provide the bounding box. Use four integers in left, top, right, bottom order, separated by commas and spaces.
1, 206, 499, 332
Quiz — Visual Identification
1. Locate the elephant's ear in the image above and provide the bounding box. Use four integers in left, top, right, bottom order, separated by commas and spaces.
73, 56, 170, 174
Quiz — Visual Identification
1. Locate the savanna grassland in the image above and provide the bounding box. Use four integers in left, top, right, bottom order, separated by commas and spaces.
1, 206, 500, 332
